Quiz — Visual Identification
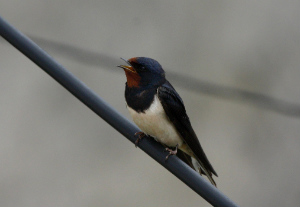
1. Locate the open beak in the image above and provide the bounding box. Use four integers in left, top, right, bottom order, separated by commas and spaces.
117, 65, 136, 72
117, 58, 136, 73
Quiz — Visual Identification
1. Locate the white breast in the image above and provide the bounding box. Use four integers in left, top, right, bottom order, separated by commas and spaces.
127, 94, 183, 147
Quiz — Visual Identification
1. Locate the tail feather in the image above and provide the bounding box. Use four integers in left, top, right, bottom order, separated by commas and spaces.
177, 149, 217, 186
191, 157, 217, 187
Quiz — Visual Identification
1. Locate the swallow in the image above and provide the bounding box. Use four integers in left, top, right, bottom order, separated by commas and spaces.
118, 57, 218, 186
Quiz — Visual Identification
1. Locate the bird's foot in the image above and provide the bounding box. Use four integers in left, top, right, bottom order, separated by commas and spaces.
165, 144, 178, 161
134, 131, 146, 147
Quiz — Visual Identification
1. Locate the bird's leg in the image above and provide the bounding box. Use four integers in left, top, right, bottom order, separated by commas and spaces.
165, 144, 178, 161
134, 131, 146, 147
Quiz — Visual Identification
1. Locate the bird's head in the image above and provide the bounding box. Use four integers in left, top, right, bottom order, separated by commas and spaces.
118, 57, 166, 88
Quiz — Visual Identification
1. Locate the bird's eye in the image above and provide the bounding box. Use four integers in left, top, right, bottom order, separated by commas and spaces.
140, 66, 146, 71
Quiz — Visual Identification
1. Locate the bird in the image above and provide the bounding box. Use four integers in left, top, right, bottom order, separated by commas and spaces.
118, 57, 218, 186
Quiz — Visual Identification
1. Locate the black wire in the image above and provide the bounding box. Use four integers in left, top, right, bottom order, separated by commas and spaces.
169, 73, 300, 117
0, 16, 239, 207
24, 35, 300, 118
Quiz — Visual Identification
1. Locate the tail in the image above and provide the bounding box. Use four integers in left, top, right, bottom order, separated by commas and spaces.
177, 150, 217, 187
192, 157, 217, 187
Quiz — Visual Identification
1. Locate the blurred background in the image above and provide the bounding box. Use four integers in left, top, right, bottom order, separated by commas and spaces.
1, 1, 300, 206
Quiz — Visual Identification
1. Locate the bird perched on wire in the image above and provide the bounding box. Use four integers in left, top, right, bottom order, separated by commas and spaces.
118, 57, 217, 186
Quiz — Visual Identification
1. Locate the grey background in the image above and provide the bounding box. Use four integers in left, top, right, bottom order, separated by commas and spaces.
1, 1, 300, 206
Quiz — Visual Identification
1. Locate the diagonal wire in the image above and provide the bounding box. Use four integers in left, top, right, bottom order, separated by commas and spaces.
0, 16, 239, 207
23, 35, 300, 117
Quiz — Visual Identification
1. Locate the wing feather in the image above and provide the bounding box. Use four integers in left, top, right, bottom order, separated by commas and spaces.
157, 81, 218, 178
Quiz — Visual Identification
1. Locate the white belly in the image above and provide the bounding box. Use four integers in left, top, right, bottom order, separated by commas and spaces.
127, 94, 183, 147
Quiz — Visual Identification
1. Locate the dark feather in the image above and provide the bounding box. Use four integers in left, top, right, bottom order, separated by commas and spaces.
157, 81, 218, 177
176, 149, 195, 170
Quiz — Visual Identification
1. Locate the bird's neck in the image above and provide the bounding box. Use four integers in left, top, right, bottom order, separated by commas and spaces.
125, 84, 159, 113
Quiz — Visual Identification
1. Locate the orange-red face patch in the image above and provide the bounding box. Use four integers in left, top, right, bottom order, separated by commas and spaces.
124, 69, 141, 88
